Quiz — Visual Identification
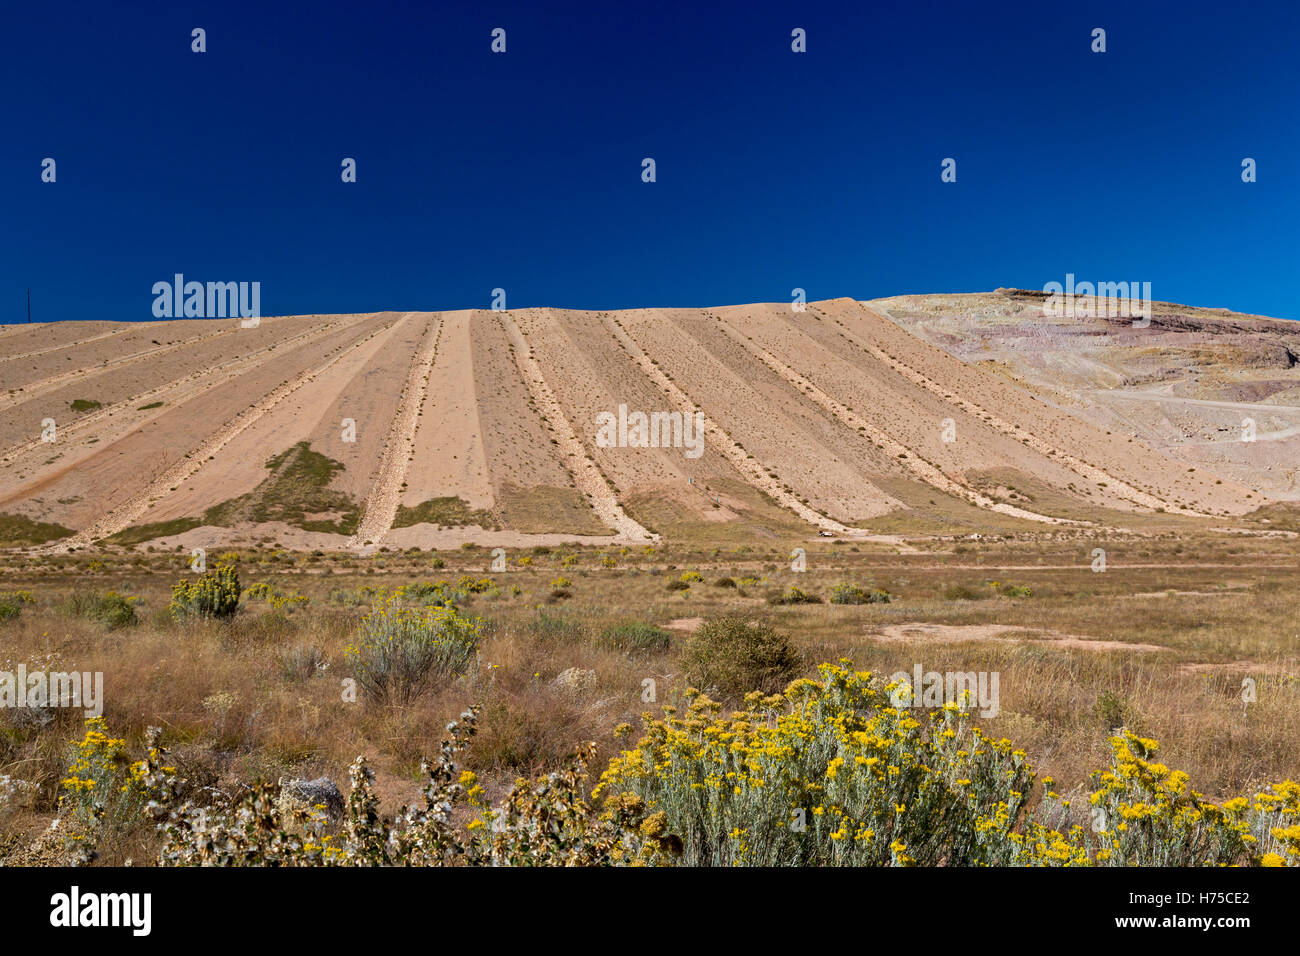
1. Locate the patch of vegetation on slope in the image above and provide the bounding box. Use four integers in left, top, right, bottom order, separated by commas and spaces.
109, 442, 362, 543
205, 442, 361, 535
497, 484, 608, 535
851, 476, 1036, 535
104, 517, 203, 546
622, 478, 805, 545
1242, 501, 1300, 532
393, 496, 500, 531
0, 512, 74, 547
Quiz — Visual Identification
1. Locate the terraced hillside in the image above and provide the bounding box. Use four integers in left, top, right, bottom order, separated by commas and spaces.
0, 298, 1282, 552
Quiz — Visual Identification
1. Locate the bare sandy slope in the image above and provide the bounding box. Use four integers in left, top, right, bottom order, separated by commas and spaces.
132, 313, 408, 530
512, 309, 750, 517
0, 295, 1281, 552
470, 311, 577, 495
348, 313, 444, 547
2, 313, 398, 537
0, 314, 354, 456
872, 290, 1294, 505
399, 311, 495, 515
499, 310, 653, 541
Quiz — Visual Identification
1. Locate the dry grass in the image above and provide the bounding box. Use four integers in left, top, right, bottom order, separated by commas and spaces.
1, 529, 1298, 863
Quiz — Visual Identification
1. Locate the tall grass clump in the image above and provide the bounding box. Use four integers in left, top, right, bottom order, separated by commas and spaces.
345, 596, 480, 705
62, 590, 139, 629
598, 621, 672, 656
681, 616, 799, 697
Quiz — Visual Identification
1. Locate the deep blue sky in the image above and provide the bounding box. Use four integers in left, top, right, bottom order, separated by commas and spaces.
3, 0, 1298, 324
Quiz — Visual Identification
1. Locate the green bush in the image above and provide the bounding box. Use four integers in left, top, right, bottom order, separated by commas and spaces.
345, 598, 480, 705
681, 616, 800, 697
829, 583, 892, 605
169, 565, 241, 621
766, 585, 821, 605
0, 590, 34, 623
598, 622, 672, 655
1094, 689, 1140, 732
943, 584, 988, 601
63, 590, 138, 629
990, 581, 1033, 598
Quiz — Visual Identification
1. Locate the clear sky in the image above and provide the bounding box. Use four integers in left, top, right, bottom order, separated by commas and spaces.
3, 0, 1298, 324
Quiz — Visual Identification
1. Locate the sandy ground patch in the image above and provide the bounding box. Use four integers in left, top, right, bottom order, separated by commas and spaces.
664, 617, 704, 632
865, 622, 1169, 653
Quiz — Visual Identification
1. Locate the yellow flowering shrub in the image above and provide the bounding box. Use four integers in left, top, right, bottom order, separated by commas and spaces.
244, 581, 310, 610
1251, 780, 1300, 866
35, 670, 1300, 868
1069, 733, 1252, 866
597, 663, 1035, 865
169, 564, 241, 620
0, 589, 36, 623
597, 663, 1300, 867
57, 717, 154, 861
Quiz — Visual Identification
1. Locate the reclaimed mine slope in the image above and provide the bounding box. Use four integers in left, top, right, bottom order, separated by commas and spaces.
396, 311, 496, 523
0, 295, 1277, 552
0, 314, 360, 465
347, 313, 443, 548
5, 313, 399, 547
121, 313, 413, 537
498, 309, 656, 542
